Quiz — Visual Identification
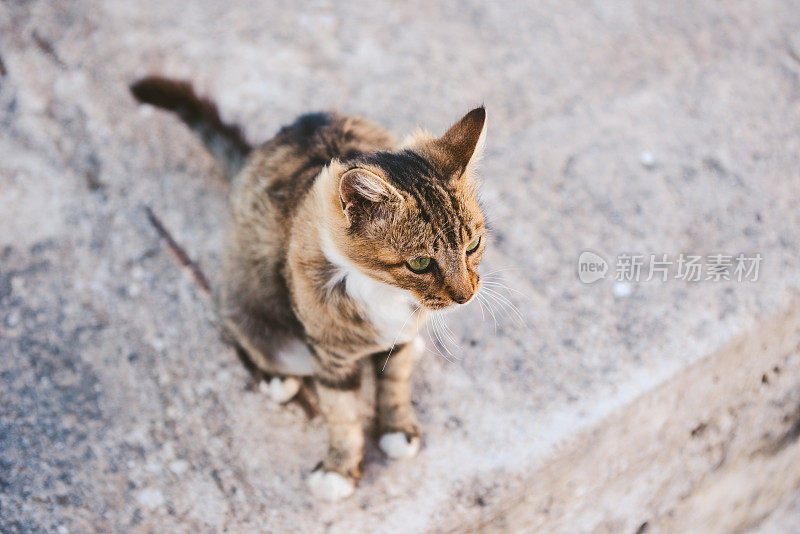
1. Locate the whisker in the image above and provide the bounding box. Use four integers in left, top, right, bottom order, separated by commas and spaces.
432, 315, 445, 349
381, 303, 423, 372
482, 287, 525, 325
432, 314, 460, 361
482, 286, 520, 314
481, 266, 524, 277
435, 312, 460, 347
475, 293, 487, 322
483, 288, 524, 319
425, 315, 456, 364
481, 279, 527, 298
477, 292, 498, 332
481, 290, 513, 323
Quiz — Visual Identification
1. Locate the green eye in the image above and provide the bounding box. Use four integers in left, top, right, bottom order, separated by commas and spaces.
466, 236, 481, 254
406, 257, 432, 273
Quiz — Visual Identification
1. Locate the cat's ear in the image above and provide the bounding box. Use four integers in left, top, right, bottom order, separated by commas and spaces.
438, 106, 487, 175
339, 168, 402, 225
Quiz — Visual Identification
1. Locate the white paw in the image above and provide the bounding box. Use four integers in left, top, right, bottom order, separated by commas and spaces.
379, 432, 421, 459
307, 469, 355, 502
259, 376, 301, 404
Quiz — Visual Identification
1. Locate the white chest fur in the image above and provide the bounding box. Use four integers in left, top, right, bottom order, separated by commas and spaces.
320, 230, 419, 347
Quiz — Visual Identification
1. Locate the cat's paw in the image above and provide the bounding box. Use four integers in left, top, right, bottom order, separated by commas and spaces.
259, 376, 301, 404
307, 468, 355, 502
378, 431, 421, 459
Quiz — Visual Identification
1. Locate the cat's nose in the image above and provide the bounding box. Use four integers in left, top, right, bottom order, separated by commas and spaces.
447, 265, 475, 304
450, 291, 473, 304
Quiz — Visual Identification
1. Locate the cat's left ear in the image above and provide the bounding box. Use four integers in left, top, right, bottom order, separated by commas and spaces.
338, 167, 402, 226
437, 106, 487, 176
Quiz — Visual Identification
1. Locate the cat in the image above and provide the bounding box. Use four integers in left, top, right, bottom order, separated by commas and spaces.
131, 77, 488, 501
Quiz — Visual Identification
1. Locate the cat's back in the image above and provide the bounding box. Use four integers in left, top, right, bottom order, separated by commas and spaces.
237, 111, 397, 217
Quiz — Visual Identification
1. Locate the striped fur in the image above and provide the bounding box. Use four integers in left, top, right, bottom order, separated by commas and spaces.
131, 77, 488, 499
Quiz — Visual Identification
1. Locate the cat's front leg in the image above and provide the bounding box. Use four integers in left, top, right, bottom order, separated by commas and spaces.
374, 336, 424, 459
307, 357, 364, 502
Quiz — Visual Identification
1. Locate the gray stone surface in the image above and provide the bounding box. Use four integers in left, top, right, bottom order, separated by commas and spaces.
752, 492, 800, 534
1, 1, 799, 532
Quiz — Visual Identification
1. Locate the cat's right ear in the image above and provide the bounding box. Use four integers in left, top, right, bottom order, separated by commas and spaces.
437, 106, 487, 176
339, 168, 402, 226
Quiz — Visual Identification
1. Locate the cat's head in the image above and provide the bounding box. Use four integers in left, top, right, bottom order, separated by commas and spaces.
324, 107, 488, 310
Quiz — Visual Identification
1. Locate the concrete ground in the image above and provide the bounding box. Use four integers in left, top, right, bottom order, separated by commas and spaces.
1, 0, 799, 532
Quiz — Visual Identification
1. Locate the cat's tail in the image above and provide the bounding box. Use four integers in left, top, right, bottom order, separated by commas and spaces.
130, 76, 252, 180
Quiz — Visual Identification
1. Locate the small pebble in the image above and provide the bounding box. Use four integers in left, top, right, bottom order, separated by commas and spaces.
6, 310, 20, 327
169, 460, 189, 475
128, 284, 141, 297
131, 266, 145, 280
150, 337, 165, 352
613, 281, 633, 298
639, 150, 656, 169
137, 488, 165, 510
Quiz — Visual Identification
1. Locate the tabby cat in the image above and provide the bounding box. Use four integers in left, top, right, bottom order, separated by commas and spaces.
131, 77, 488, 501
